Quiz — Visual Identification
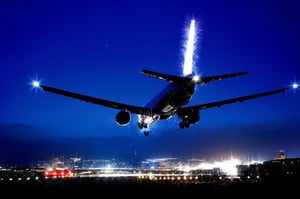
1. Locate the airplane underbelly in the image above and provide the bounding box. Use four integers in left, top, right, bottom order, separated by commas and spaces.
162, 105, 174, 113
170, 95, 192, 107
169, 88, 194, 107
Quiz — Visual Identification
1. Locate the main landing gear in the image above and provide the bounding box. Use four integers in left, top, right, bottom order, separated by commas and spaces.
138, 123, 150, 136
179, 120, 190, 129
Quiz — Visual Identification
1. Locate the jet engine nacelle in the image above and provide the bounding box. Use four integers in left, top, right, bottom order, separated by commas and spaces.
115, 111, 131, 126
185, 110, 200, 126
178, 110, 200, 129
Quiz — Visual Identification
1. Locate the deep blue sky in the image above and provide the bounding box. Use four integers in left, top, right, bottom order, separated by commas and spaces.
1, 0, 300, 167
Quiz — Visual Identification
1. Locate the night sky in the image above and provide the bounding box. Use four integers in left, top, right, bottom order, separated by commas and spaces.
1, 0, 300, 167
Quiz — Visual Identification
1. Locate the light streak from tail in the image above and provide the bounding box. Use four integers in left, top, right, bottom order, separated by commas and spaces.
182, 19, 197, 76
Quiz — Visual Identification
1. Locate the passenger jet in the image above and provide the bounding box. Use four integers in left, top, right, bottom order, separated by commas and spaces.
32, 70, 287, 136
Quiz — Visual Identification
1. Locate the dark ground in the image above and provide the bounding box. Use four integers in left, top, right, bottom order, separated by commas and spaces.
1, 177, 299, 197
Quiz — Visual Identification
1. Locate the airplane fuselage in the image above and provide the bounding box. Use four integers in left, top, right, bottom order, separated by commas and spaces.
137, 80, 196, 130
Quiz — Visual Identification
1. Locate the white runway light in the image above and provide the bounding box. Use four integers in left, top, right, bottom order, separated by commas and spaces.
182, 19, 197, 76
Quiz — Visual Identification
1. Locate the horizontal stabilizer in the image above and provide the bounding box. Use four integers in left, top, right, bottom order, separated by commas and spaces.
141, 69, 182, 83
142, 69, 249, 85
199, 71, 249, 84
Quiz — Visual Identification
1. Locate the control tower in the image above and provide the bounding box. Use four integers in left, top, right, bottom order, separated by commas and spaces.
275, 149, 285, 160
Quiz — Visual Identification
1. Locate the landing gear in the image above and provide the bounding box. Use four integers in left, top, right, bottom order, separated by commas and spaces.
179, 122, 184, 129
138, 123, 143, 129
138, 122, 150, 136
177, 110, 200, 130
179, 120, 190, 129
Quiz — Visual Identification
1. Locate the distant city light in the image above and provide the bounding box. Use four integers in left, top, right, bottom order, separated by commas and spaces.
192, 157, 242, 176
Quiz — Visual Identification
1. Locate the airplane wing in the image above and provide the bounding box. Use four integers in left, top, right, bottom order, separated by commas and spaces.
40, 85, 154, 115
199, 71, 249, 84
178, 88, 288, 112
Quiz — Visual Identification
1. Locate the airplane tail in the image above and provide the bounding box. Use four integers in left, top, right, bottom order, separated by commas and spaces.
142, 69, 249, 85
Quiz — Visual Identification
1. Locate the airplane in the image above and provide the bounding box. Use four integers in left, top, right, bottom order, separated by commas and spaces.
32, 69, 288, 136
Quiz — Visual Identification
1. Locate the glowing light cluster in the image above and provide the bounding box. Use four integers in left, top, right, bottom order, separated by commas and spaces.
193, 157, 242, 176
182, 19, 197, 76
43, 168, 75, 178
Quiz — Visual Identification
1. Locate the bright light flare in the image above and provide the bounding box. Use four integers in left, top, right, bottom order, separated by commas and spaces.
289, 79, 299, 94
292, 83, 299, 89
32, 81, 40, 88
196, 157, 242, 176
182, 19, 197, 76
192, 75, 200, 83
29, 75, 43, 94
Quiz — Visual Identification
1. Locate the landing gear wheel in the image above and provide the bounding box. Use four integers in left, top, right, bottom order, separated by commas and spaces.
179, 122, 185, 129
144, 131, 150, 136
138, 123, 143, 129
184, 122, 190, 128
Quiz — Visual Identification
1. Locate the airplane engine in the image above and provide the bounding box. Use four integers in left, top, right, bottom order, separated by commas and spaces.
187, 110, 200, 125
179, 110, 200, 129
115, 111, 131, 126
